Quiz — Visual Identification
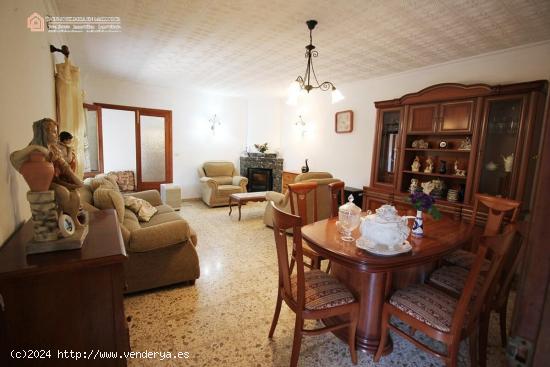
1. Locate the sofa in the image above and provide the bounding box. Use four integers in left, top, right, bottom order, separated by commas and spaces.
78, 174, 200, 293
198, 161, 248, 207
263, 172, 341, 228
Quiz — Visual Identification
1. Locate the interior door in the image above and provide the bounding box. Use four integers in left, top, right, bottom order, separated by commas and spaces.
136, 109, 173, 191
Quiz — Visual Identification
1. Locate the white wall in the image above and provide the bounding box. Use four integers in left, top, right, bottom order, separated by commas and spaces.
279, 41, 550, 188
82, 76, 248, 198
0, 0, 63, 244
246, 95, 282, 153
101, 108, 137, 173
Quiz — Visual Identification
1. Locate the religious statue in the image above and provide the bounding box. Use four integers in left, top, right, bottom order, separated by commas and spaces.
411, 156, 421, 172
424, 157, 434, 173
502, 153, 514, 172
409, 178, 419, 194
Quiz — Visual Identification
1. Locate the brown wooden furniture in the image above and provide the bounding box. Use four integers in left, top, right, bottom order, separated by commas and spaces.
268, 204, 359, 367
288, 182, 325, 270
364, 81, 547, 222
282, 171, 300, 193
0, 210, 129, 366
374, 225, 518, 366
300, 212, 472, 354
328, 181, 345, 218
228, 191, 267, 221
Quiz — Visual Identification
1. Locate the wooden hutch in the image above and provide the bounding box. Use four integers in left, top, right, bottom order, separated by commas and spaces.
363, 81, 548, 220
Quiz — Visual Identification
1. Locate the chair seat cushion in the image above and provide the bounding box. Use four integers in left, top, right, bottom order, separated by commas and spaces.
429, 266, 484, 295
217, 185, 243, 194
389, 284, 458, 333
443, 249, 490, 271
291, 269, 355, 311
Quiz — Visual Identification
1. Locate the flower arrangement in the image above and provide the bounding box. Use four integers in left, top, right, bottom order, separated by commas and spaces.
409, 191, 441, 220
254, 142, 269, 153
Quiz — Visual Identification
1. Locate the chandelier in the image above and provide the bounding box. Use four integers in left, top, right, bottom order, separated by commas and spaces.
287, 20, 344, 105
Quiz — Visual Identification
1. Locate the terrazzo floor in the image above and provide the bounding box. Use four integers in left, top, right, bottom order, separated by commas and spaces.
124, 200, 509, 366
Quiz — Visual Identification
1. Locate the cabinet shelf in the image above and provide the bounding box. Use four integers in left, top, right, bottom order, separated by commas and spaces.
406, 132, 473, 136
402, 170, 467, 180
404, 148, 471, 153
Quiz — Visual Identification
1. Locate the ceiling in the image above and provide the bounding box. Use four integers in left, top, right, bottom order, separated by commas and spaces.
54, 0, 550, 95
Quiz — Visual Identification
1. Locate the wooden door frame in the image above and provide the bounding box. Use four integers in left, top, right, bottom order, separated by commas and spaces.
511, 91, 550, 365
94, 103, 173, 191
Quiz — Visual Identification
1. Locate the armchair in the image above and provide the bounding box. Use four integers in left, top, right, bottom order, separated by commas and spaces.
263, 172, 341, 228
198, 161, 248, 207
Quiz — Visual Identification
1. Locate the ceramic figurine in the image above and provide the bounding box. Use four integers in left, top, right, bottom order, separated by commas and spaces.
458, 137, 472, 150
502, 153, 514, 172
454, 160, 466, 176
411, 156, 421, 172
409, 178, 419, 194
486, 161, 498, 171
421, 181, 434, 195
424, 157, 434, 173
301, 159, 309, 173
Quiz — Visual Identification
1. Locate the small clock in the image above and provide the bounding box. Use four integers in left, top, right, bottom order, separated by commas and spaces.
439, 140, 448, 149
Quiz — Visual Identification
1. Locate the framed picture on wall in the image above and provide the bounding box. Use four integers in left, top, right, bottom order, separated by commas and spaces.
335, 110, 353, 133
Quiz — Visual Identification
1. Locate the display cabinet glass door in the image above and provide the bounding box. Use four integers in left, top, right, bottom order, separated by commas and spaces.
478, 97, 524, 197
374, 110, 401, 187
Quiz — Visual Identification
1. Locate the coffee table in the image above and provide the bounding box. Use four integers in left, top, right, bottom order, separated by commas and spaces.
228, 191, 267, 221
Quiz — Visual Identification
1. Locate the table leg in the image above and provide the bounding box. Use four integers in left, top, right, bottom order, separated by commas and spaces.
238, 201, 242, 221
229, 198, 233, 216
324, 263, 393, 355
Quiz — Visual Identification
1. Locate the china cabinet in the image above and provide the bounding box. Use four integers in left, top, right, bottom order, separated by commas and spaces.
363, 81, 547, 221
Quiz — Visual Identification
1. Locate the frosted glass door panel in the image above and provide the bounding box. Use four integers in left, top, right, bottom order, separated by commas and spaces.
140, 115, 166, 182
102, 109, 136, 172
84, 109, 99, 172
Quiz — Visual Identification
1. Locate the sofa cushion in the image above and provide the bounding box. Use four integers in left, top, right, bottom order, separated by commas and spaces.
78, 181, 94, 205
155, 204, 175, 215
108, 170, 135, 192
123, 209, 141, 232
203, 161, 234, 177
124, 195, 158, 222
129, 218, 191, 252
139, 210, 183, 228
217, 185, 242, 194
211, 176, 233, 185
90, 175, 120, 192
93, 188, 125, 222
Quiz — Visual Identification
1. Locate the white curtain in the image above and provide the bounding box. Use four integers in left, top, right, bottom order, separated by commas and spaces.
55, 58, 86, 179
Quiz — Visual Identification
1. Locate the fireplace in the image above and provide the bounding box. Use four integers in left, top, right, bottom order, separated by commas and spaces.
247, 168, 273, 192
240, 155, 283, 192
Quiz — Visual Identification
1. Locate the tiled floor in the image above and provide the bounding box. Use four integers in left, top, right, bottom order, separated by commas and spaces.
124, 201, 509, 366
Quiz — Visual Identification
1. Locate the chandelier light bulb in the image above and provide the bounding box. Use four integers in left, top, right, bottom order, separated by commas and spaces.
331, 88, 344, 104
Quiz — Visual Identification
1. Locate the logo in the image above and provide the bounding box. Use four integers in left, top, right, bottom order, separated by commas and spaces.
27, 12, 45, 32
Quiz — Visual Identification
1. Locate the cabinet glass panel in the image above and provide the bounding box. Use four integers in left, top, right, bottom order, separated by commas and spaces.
478, 98, 522, 197
376, 111, 400, 184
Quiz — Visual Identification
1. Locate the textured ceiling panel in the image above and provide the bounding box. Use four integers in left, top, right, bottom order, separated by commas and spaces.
54, 0, 550, 94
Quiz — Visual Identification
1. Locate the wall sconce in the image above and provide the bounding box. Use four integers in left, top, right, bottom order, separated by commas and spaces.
209, 114, 221, 134
295, 115, 307, 137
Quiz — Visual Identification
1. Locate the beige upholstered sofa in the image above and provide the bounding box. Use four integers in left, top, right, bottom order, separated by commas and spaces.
263, 172, 341, 228
78, 174, 200, 293
198, 161, 248, 207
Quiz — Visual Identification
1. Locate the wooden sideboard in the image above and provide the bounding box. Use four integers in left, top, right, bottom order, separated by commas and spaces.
0, 210, 129, 366
363, 80, 548, 222
282, 171, 300, 193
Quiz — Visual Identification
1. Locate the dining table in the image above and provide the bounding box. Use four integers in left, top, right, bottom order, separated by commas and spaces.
301, 212, 473, 355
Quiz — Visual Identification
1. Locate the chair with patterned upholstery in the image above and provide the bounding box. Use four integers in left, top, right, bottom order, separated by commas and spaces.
443, 193, 520, 270
268, 203, 359, 367
374, 225, 518, 367
198, 161, 248, 207
428, 223, 525, 367
287, 182, 326, 271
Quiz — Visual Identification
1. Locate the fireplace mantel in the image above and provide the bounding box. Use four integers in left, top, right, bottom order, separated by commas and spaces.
240, 155, 283, 192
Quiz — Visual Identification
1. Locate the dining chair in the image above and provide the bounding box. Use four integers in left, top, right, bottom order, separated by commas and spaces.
268, 203, 359, 367
328, 181, 345, 218
288, 182, 325, 270
443, 193, 521, 270
374, 225, 518, 367
428, 223, 525, 366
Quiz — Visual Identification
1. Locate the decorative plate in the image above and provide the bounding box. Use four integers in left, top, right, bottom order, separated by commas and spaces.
356, 238, 412, 256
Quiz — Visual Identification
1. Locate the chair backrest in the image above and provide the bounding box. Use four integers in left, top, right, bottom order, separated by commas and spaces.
288, 181, 318, 225
294, 171, 333, 182
328, 181, 345, 218
271, 202, 306, 309
471, 194, 521, 235
201, 161, 236, 177
450, 224, 518, 335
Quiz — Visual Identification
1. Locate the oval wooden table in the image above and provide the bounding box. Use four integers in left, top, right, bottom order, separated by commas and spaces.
301, 213, 472, 355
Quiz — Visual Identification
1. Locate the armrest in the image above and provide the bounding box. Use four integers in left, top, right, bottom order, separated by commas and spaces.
129, 219, 191, 252
126, 190, 163, 206
200, 177, 217, 189
232, 175, 248, 187
266, 191, 287, 206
